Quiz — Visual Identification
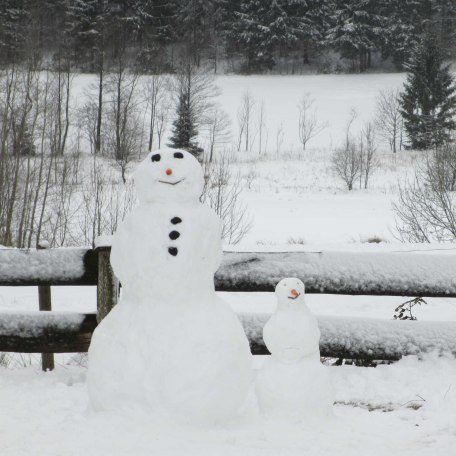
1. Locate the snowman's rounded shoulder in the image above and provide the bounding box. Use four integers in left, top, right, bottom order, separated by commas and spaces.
121, 202, 219, 224
266, 307, 313, 324
186, 203, 221, 224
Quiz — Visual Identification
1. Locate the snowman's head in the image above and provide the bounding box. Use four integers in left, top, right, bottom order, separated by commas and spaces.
133, 148, 204, 202
275, 278, 305, 304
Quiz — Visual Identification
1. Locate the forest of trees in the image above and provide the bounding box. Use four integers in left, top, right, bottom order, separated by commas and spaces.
0, 0, 455, 74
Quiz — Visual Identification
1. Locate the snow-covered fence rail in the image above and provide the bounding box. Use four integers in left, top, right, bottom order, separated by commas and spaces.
1, 311, 454, 361
1, 247, 456, 361
0, 248, 98, 286
240, 314, 456, 360
217, 251, 456, 297
0, 312, 97, 353
2, 248, 456, 297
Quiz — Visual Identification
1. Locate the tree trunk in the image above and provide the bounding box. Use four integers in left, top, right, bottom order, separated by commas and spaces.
95, 52, 103, 154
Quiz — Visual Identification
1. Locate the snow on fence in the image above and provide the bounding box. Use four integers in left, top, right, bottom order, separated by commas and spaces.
217, 251, 456, 296
0, 248, 97, 286
3, 311, 454, 361
1, 247, 456, 365
2, 247, 456, 297
240, 313, 456, 360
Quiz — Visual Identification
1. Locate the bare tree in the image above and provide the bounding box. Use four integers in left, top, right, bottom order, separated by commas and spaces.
236, 91, 255, 152
156, 97, 170, 149
375, 88, 403, 153
201, 155, 252, 244
144, 74, 169, 152
394, 149, 456, 243
331, 109, 360, 191
0, 63, 86, 248
104, 62, 141, 183
332, 140, 361, 191
257, 100, 267, 155
171, 63, 220, 125
169, 63, 220, 157
78, 101, 99, 154
359, 121, 379, 189
275, 123, 284, 157
79, 162, 135, 248
430, 141, 456, 191
42, 154, 80, 247
297, 94, 327, 150
206, 106, 231, 162
51, 59, 72, 156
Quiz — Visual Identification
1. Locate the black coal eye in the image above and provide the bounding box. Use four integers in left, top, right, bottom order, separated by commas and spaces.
174, 152, 184, 159
151, 154, 161, 162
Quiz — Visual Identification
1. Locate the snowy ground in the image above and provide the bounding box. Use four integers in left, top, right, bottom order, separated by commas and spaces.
2, 73, 456, 454
1, 284, 456, 455
233, 149, 420, 245
1, 354, 455, 455
213, 73, 405, 151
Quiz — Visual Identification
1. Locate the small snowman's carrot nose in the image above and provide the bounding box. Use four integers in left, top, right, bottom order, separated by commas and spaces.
291, 289, 300, 297
166, 168, 173, 176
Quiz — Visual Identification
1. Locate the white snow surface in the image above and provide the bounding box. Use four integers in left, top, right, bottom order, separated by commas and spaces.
217, 250, 456, 295
2, 246, 456, 296
240, 313, 456, 359
0, 248, 88, 283
0, 311, 87, 337
1, 354, 455, 455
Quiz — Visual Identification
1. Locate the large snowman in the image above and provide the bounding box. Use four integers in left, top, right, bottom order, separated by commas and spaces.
255, 278, 334, 423
87, 148, 253, 423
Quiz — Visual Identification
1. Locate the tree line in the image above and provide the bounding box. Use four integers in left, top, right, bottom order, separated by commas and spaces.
1, 0, 455, 74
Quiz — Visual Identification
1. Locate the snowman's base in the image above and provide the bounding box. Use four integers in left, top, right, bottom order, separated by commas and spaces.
255, 355, 334, 423
87, 296, 253, 423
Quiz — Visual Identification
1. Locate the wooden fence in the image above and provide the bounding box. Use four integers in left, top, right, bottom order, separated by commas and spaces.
1, 246, 456, 370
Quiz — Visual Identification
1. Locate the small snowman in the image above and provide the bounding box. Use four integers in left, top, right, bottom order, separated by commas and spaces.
88, 148, 253, 423
255, 278, 334, 423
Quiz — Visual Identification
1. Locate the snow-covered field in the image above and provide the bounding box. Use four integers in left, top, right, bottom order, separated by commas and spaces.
234, 150, 419, 245
214, 73, 405, 151
1, 354, 455, 455
1, 73, 456, 455
72, 72, 406, 153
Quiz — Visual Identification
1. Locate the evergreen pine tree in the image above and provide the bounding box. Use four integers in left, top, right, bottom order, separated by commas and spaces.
168, 91, 203, 158
327, 0, 385, 72
381, 0, 433, 67
175, 0, 213, 66
282, 0, 332, 64
228, 0, 298, 73
400, 33, 456, 150
67, 0, 103, 71
0, 0, 28, 63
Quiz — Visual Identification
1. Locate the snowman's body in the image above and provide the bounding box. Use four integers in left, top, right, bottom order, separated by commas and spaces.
87, 149, 253, 422
263, 304, 320, 364
110, 202, 221, 304
255, 278, 333, 423
256, 355, 332, 422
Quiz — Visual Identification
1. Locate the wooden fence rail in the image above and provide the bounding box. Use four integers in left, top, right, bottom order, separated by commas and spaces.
1, 311, 455, 361
2, 247, 456, 297
1, 246, 456, 366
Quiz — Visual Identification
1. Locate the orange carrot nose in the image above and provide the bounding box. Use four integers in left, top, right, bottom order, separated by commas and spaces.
166, 168, 173, 176
291, 289, 300, 297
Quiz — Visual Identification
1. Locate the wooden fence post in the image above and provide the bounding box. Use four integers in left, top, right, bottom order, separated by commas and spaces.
37, 242, 54, 371
96, 246, 118, 323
